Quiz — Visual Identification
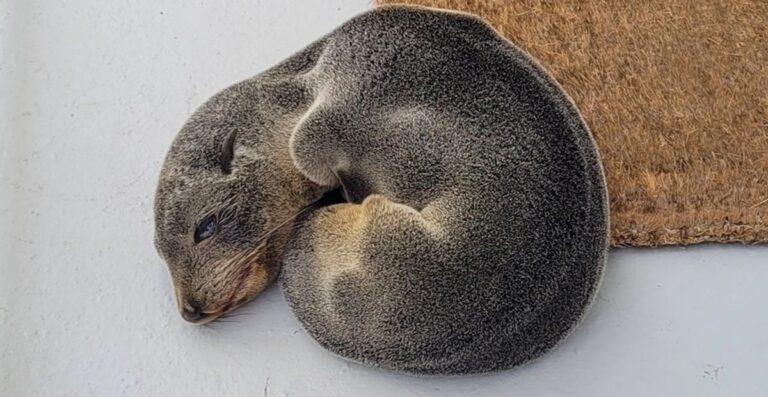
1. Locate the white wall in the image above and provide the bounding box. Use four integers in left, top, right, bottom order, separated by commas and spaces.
1, 1, 766, 395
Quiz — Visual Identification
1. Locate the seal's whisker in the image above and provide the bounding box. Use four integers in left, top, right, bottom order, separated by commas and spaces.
222, 312, 250, 318
247, 201, 322, 248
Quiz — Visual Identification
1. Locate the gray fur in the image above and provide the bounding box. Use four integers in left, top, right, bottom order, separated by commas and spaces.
154, 5, 609, 374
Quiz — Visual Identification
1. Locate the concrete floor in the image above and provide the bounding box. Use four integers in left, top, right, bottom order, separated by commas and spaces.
1, 1, 766, 395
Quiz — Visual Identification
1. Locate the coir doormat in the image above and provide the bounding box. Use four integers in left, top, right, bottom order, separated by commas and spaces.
377, 0, 768, 246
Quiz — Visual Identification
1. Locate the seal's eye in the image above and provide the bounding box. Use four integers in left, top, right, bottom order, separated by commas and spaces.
194, 215, 217, 243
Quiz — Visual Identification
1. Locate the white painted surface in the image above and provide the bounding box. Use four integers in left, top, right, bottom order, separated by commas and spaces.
1, 1, 766, 396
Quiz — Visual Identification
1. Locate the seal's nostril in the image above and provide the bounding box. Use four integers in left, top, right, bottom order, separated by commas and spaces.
181, 305, 203, 323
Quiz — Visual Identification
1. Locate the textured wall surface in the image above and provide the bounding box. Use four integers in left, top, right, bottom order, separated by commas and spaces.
1, 1, 766, 396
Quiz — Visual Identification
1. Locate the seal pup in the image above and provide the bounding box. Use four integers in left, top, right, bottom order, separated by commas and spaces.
154, 5, 609, 374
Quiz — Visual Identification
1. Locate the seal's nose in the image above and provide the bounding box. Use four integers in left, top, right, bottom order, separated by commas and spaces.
181, 304, 204, 323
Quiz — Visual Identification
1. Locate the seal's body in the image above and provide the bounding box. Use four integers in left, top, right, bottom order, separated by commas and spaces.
154, 6, 608, 375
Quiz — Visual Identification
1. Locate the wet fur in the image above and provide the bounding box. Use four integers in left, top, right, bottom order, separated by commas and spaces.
154, 5, 609, 374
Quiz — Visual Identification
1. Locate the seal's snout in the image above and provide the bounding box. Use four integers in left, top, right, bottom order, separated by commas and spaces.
177, 297, 220, 325
168, 256, 272, 325
180, 306, 221, 325
180, 305, 204, 323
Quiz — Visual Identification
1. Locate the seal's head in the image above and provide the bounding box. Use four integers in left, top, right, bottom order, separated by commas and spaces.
153, 83, 320, 324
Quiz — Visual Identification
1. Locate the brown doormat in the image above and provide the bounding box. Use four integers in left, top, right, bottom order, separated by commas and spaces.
376, 0, 768, 246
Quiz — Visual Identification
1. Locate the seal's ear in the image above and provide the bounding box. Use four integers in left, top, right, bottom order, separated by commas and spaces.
219, 130, 237, 174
